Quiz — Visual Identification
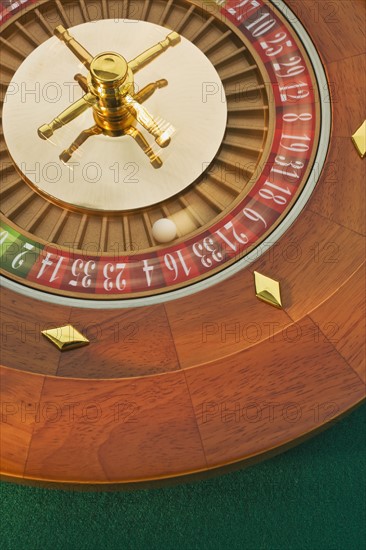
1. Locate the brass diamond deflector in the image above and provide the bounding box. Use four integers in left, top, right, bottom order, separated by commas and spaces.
352, 120, 366, 159
254, 272, 283, 309
42, 325, 89, 351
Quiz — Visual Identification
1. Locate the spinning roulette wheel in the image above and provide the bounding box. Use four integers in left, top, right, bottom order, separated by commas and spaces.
0, 0, 364, 487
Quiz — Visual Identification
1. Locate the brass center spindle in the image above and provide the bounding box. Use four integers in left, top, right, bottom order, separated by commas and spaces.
37, 26, 182, 168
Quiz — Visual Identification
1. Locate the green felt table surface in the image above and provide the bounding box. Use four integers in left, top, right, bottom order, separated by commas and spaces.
1, 403, 365, 550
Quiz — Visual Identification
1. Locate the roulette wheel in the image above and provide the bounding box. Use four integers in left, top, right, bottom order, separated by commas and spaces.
0, 0, 364, 488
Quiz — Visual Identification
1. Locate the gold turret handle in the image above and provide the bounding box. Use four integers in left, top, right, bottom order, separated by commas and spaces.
38, 93, 97, 140
128, 32, 181, 74
54, 25, 94, 69
38, 26, 181, 166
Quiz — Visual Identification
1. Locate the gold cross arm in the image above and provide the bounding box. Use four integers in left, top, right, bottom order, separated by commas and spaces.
128, 32, 181, 74
54, 25, 93, 69
124, 94, 173, 148
38, 93, 97, 140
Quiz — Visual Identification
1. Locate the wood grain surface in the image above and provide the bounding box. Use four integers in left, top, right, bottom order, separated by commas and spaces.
0, 0, 365, 486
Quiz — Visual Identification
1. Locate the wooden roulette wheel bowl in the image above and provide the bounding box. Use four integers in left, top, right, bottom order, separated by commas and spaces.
0, 0, 365, 488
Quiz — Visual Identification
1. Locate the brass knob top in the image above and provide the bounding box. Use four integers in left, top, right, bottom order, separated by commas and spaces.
90, 53, 128, 85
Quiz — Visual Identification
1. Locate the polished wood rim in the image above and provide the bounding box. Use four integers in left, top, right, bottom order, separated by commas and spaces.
0, 0, 365, 487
